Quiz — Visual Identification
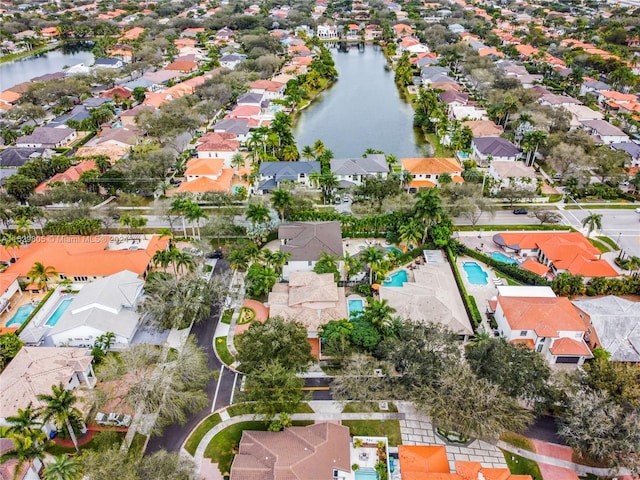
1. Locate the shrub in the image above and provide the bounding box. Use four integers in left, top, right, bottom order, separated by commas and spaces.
461, 246, 551, 286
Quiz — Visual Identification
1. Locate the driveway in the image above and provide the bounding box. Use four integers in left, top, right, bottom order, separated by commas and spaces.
145, 260, 238, 454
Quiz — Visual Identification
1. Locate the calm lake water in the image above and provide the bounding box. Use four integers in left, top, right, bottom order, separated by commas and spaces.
0, 47, 95, 90
294, 44, 431, 158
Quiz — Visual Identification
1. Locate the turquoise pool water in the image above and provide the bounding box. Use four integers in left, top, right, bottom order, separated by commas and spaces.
348, 299, 364, 317
491, 251, 518, 265
385, 246, 402, 255
45, 299, 73, 327
383, 270, 407, 287
355, 468, 379, 480
463, 262, 488, 285
6, 304, 36, 327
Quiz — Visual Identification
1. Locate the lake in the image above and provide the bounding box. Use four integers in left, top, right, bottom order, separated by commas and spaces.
0, 47, 95, 90
294, 44, 431, 159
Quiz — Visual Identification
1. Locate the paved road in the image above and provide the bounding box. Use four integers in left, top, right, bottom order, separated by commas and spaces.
453, 209, 540, 226
524, 415, 565, 445
146, 260, 238, 454
559, 208, 640, 257
303, 377, 333, 401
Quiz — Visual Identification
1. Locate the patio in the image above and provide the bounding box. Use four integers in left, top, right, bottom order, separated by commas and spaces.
351, 436, 390, 478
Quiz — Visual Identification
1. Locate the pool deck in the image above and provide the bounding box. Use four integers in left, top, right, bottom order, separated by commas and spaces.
456, 256, 501, 333
0, 291, 46, 329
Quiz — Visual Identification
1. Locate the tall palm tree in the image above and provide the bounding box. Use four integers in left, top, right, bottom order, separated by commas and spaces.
319, 172, 339, 204
312, 139, 326, 158
15, 217, 32, 235
174, 251, 194, 275
231, 152, 245, 172
43, 455, 83, 480
270, 189, 293, 221
269, 251, 291, 276
582, 212, 602, 238
360, 247, 384, 284
363, 298, 396, 332
245, 202, 271, 225
0, 431, 49, 480
2, 233, 21, 261
6, 403, 41, 437
341, 252, 362, 282
228, 248, 250, 272
414, 189, 443, 242
398, 221, 423, 249
282, 144, 299, 162
27, 262, 57, 291
185, 203, 207, 239
301, 145, 315, 161
37, 383, 83, 454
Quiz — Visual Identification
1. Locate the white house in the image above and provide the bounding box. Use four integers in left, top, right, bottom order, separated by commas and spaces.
49, 271, 145, 349
471, 137, 520, 163
330, 154, 389, 188
0, 347, 95, 425
278, 221, 343, 279
492, 293, 592, 365
15, 127, 77, 149
489, 161, 537, 191
219, 53, 246, 69
580, 120, 630, 145
317, 24, 339, 39
195, 132, 240, 164
449, 105, 488, 121
0, 273, 21, 316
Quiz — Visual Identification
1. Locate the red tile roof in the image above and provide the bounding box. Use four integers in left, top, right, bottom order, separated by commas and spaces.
497, 296, 586, 337
549, 337, 591, 356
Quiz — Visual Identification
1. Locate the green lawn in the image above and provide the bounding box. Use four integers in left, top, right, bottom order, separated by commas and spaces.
185, 413, 222, 456
494, 271, 522, 286
215, 337, 234, 365
589, 238, 611, 253
500, 432, 535, 451
220, 309, 233, 325
46, 431, 126, 455
454, 225, 573, 232
424, 133, 454, 158
204, 421, 270, 476
226, 402, 314, 417
502, 451, 543, 480
596, 236, 619, 250
341, 420, 402, 446
342, 402, 398, 413
128, 432, 147, 458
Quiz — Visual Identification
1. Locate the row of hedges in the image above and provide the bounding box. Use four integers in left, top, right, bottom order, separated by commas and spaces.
461, 247, 551, 287
15, 289, 55, 335
445, 247, 481, 332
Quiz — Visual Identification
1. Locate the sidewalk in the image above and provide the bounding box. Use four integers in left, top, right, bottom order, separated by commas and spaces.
189, 400, 633, 480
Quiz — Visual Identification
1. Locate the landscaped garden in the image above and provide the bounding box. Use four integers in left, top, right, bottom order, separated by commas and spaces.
215, 337, 234, 365
341, 420, 402, 447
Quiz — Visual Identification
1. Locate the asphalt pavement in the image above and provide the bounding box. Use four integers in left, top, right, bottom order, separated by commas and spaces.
145, 259, 238, 454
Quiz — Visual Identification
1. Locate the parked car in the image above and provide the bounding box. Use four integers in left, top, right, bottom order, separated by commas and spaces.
513, 208, 528, 215
206, 250, 223, 259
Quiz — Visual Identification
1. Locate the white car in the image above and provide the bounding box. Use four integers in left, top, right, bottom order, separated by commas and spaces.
636, 208, 640, 214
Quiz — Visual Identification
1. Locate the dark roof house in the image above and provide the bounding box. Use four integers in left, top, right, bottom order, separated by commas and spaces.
278, 221, 343, 261
472, 136, 520, 160
0, 147, 51, 167
258, 161, 320, 191
330, 154, 389, 176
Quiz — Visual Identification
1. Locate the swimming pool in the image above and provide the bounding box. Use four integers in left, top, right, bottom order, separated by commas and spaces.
491, 251, 518, 265
348, 299, 364, 318
385, 246, 402, 255
44, 299, 73, 327
383, 270, 407, 287
355, 468, 379, 480
463, 262, 488, 285
6, 304, 36, 327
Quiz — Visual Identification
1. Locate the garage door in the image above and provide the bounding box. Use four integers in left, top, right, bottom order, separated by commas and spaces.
556, 356, 580, 364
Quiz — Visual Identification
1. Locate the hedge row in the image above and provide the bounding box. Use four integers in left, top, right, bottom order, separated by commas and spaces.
445, 247, 481, 332
15, 289, 55, 336
462, 247, 551, 286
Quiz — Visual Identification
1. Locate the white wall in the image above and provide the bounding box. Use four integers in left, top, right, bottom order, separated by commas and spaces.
1, 279, 20, 303
282, 260, 315, 280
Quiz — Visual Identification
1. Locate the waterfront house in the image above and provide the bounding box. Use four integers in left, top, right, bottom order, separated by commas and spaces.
401, 157, 463, 190
248, 79, 286, 100
258, 161, 321, 193
278, 221, 343, 279
93, 57, 125, 69
330, 154, 389, 188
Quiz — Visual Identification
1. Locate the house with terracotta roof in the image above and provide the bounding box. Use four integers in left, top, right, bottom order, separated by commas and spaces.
0, 235, 169, 285
492, 232, 619, 279
121, 27, 145, 41
267, 271, 348, 337
195, 132, 240, 163
165, 60, 198, 73
393, 23, 414, 37
398, 445, 532, 479
248, 79, 286, 100
100, 86, 132, 101
0, 437, 42, 480
35, 160, 97, 193
463, 120, 504, 137
177, 158, 235, 194
597, 90, 637, 106
40, 27, 59, 38
401, 157, 463, 190
230, 422, 350, 480
0, 347, 95, 422
0, 89, 22, 106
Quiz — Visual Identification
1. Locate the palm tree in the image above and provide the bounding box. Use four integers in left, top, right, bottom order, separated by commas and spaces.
301, 145, 315, 161
174, 251, 194, 275
185, 203, 207, 239
27, 262, 57, 291
360, 247, 384, 284
319, 172, 339, 204
37, 383, 83, 454
414, 189, 443, 242
582, 212, 602, 238
228, 248, 251, 272
14, 217, 32, 235
398, 221, 423, 249
43, 455, 82, 480
231, 152, 245, 172
0, 431, 49, 479
6, 403, 41, 437
341, 252, 362, 282
282, 144, 299, 162
246, 202, 271, 225
312, 139, 326, 158
270, 189, 293, 221
363, 298, 396, 332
